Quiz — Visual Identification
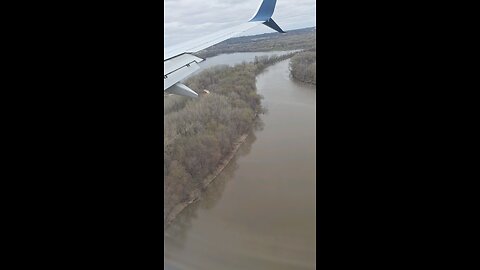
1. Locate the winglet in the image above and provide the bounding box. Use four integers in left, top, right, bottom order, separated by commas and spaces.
263, 18, 285, 33
249, 0, 286, 33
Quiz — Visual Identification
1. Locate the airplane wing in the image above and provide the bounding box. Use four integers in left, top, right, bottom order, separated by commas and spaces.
164, 0, 285, 98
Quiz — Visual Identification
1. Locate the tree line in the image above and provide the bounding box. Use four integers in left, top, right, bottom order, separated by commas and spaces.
164, 54, 295, 222
289, 49, 316, 85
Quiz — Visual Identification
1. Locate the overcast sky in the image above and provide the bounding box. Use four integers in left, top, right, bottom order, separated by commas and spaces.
164, 0, 316, 47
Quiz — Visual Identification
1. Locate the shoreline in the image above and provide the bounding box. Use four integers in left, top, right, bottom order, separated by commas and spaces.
164, 133, 249, 229
290, 75, 316, 86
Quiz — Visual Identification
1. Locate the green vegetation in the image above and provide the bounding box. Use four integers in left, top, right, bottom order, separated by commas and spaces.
196, 27, 316, 59
164, 53, 295, 223
289, 49, 316, 85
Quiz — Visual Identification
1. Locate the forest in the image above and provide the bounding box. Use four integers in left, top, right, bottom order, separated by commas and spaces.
164, 53, 296, 223
289, 48, 316, 85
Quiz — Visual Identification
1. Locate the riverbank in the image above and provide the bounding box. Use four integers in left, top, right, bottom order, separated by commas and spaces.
291, 75, 317, 85
289, 49, 316, 85
164, 133, 249, 228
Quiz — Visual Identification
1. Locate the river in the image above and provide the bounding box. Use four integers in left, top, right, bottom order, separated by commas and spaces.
198, 50, 299, 69
165, 52, 316, 270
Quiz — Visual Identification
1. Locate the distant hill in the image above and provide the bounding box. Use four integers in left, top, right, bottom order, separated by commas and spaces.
196, 27, 316, 58
226, 27, 316, 44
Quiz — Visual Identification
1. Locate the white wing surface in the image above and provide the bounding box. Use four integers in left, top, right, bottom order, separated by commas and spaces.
164, 0, 285, 97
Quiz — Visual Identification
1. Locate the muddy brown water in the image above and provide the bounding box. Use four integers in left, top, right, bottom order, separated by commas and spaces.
165, 52, 316, 270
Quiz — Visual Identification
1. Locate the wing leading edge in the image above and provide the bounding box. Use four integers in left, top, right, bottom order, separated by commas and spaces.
164, 0, 285, 97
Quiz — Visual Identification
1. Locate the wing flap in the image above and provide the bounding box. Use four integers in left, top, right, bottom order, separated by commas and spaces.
165, 83, 198, 98
164, 61, 201, 90
164, 53, 204, 76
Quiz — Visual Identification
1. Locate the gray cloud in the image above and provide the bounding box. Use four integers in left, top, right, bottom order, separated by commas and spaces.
165, 0, 316, 47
